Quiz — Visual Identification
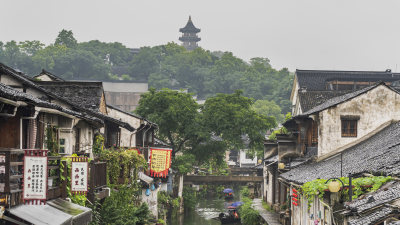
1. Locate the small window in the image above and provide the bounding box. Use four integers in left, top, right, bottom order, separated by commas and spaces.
341, 119, 357, 137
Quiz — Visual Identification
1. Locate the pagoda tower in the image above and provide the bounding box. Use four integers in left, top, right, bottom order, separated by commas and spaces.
179, 16, 201, 51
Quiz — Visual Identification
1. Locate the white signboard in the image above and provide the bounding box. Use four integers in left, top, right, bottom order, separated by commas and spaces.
71, 161, 88, 194
23, 156, 47, 203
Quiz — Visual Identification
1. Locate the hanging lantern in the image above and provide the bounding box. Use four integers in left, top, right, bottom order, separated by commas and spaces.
278, 163, 285, 169
258, 159, 262, 164
328, 181, 341, 192
145, 188, 151, 196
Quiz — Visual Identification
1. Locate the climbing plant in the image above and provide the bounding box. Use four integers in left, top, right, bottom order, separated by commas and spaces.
46, 125, 59, 155
99, 148, 147, 186
301, 176, 392, 208
59, 154, 90, 206
92, 133, 104, 157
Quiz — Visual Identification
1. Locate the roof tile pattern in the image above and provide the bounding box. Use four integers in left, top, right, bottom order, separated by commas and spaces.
280, 122, 400, 184
348, 182, 400, 213
348, 206, 398, 225
296, 70, 400, 91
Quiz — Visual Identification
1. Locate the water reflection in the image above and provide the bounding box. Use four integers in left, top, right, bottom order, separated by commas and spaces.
168, 187, 242, 225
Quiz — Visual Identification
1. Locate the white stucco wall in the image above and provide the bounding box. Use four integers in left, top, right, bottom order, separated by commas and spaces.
0, 74, 21, 86
267, 171, 274, 205
239, 150, 257, 167
141, 188, 158, 219
318, 85, 400, 157
106, 106, 142, 148
35, 74, 53, 81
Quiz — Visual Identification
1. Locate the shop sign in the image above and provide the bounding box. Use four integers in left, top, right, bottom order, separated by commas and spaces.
71, 157, 88, 194
23, 150, 48, 205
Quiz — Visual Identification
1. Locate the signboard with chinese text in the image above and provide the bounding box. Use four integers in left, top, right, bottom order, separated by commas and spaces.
71, 157, 88, 194
149, 148, 172, 178
23, 150, 48, 205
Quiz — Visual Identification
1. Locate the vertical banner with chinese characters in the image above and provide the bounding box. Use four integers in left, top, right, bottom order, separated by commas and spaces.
71, 157, 88, 195
149, 148, 172, 178
23, 150, 48, 205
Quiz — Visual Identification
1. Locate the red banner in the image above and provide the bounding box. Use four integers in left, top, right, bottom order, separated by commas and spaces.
149, 148, 172, 178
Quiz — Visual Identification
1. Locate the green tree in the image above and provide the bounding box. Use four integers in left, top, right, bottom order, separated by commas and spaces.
135, 88, 200, 158
252, 99, 284, 123
202, 90, 276, 150
55, 29, 77, 48
19, 40, 45, 56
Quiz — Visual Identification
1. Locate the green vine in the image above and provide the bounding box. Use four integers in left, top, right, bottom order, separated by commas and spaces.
46, 125, 59, 155
301, 176, 392, 208
59, 154, 91, 206
92, 133, 104, 157
99, 148, 147, 186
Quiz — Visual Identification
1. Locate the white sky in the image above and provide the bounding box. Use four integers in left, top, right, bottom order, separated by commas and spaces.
1, 0, 400, 71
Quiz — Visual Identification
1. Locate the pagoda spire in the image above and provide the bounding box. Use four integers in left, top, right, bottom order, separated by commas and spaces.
179, 16, 201, 51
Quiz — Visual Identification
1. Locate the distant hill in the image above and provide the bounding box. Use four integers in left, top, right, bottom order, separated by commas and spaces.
0, 30, 293, 115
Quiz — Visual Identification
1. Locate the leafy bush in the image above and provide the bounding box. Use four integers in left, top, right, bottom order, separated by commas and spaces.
99, 186, 151, 225
183, 186, 197, 210
239, 196, 260, 225
241, 186, 250, 198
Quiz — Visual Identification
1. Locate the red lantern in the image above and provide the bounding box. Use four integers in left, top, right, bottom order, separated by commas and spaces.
293, 202, 298, 206
293, 193, 298, 198
292, 197, 298, 202
292, 188, 298, 193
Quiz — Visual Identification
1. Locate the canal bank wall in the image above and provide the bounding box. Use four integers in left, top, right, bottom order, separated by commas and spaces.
252, 198, 282, 225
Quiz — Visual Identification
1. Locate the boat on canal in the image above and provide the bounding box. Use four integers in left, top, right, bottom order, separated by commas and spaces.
223, 188, 234, 199
217, 201, 243, 224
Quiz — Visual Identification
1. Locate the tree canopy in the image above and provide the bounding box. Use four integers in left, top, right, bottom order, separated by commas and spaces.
136, 89, 276, 171
0, 29, 293, 114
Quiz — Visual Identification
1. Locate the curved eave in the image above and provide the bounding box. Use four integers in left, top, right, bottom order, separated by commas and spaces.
179, 37, 201, 42
179, 28, 201, 33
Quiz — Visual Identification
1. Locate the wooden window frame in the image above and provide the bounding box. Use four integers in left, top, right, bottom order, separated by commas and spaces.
341, 119, 358, 137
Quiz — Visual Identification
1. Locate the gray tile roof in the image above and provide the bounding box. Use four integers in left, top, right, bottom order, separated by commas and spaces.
347, 182, 400, 214
298, 90, 352, 113
36, 81, 104, 112
0, 63, 134, 131
296, 69, 400, 91
348, 206, 398, 225
280, 122, 400, 184
301, 84, 381, 116
33, 69, 65, 81
0, 83, 102, 124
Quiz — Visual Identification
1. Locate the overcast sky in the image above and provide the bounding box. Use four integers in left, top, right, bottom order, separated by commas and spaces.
2, 0, 400, 71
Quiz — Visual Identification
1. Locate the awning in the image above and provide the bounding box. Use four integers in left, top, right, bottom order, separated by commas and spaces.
48, 199, 92, 225
138, 171, 154, 184
9, 204, 72, 225
8, 199, 91, 225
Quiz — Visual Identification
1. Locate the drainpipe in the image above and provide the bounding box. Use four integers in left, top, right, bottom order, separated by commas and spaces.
130, 121, 147, 147
142, 124, 153, 148
20, 109, 40, 150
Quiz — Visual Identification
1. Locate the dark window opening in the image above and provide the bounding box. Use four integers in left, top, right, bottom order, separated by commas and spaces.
341, 119, 357, 137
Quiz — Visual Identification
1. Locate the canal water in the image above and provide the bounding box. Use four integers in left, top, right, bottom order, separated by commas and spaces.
168, 186, 242, 225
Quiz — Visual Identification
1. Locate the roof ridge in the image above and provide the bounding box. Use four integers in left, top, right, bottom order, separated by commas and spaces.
296, 69, 400, 74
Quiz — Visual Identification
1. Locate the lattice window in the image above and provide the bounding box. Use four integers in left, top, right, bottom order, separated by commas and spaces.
341, 119, 357, 137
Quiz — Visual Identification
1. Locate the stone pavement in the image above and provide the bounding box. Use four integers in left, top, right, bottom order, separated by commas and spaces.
252, 198, 282, 225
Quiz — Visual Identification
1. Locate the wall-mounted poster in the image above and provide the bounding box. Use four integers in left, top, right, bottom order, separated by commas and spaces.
71, 157, 88, 194
149, 148, 172, 178
23, 150, 48, 205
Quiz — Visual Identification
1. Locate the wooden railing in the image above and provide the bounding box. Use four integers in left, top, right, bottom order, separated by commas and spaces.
90, 161, 107, 189
0, 148, 112, 206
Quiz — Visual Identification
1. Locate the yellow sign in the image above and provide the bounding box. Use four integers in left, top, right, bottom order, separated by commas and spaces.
150, 148, 172, 177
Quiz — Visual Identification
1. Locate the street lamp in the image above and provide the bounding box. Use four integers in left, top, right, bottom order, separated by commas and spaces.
325, 174, 353, 201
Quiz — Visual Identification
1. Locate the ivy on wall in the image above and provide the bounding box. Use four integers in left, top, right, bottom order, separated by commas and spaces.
99, 148, 147, 186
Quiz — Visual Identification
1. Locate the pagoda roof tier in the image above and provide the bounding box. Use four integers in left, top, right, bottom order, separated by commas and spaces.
179, 16, 201, 33
179, 36, 201, 42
